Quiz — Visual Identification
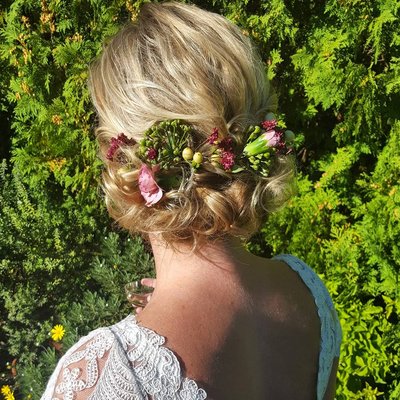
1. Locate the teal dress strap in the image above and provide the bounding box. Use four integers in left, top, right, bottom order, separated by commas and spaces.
273, 254, 342, 400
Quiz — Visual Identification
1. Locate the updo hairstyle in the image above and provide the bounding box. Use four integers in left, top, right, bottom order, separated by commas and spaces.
88, 2, 295, 246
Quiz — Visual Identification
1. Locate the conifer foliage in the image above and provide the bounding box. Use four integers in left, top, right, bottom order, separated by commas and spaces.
0, 0, 399, 398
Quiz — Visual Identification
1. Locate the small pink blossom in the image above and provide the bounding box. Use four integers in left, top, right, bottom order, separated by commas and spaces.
207, 128, 219, 144
106, 133, 136, 161
264, 129, 283, 147
261, 119, 277, 131
147, 148, 158, 160
106, 140, 119, 160
219, 137, 233, 152
138, 164, 163, 207
221, 151, 235, 170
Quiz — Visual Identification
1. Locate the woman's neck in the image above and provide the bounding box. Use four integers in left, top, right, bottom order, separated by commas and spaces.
148, 234, 256, 288
137, 234, 268, 331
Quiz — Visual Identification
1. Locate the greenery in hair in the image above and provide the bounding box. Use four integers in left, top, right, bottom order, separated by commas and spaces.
135, 117, 295, 183
138, 120, 193, 170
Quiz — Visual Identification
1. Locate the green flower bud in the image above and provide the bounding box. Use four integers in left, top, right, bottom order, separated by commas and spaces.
244, 129, 280, 156
193, 152, 203, 164
244, 135, 267, 156
265, 112, 276, 121
284, 130, 295, 143
182, 147, 194, 161
247, 125, 262, 141
138, 146, 145, 154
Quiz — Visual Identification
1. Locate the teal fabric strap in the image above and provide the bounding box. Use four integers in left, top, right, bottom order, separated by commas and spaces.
273, 254, 342, 400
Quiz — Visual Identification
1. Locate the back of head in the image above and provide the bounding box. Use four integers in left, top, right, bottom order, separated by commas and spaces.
89, 2, 294, 247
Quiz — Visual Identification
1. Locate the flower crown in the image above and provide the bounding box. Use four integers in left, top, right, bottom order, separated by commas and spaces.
106, 114, 295, 207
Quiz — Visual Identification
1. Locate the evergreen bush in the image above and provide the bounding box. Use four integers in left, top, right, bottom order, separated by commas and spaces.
0, 0, 398, 398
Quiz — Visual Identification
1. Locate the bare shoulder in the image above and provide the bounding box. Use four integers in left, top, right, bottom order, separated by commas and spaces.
136, 256, 322, 399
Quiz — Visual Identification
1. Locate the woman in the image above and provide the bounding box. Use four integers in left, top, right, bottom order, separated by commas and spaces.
41, 2, 341, 399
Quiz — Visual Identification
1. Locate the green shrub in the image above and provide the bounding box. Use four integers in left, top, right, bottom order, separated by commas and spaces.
259, 125, 400, 399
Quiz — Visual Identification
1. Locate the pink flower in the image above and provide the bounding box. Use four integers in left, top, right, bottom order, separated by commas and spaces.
147, 148, 158, 160
264, 129, 283, 147
207, 128, 219, 144
106, 140, 119, 160
106, 133, 136, 160
138, 164, 163, 207
219, 137, 233, 151
261, 119, 277, 131
221, 151, 235, 170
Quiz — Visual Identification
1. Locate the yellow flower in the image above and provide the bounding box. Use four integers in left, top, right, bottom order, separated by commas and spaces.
50, 324, 65, 342
1, 385, 15, 400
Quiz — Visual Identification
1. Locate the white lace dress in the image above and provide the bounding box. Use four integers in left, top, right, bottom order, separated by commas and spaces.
41, 254, 341, 400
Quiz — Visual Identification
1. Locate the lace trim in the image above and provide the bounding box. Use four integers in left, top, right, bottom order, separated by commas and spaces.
110, 315, 207, 400
274, 254, 342, 400
41, 317, 207, 400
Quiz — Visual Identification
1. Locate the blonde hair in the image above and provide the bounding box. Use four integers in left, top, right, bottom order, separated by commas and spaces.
88, 1, 295, 247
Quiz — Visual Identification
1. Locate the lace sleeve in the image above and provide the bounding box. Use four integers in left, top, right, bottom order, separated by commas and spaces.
40, 315, 207, 400
40, 327, 146, 400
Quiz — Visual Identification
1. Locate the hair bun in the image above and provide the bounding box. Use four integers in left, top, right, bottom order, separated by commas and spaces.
89, 2, 295, 247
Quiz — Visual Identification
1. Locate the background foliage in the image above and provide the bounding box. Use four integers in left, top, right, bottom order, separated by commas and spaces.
0, 0, 399, 399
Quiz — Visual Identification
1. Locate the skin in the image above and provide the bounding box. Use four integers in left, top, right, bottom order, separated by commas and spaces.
134, 235, 338, 400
